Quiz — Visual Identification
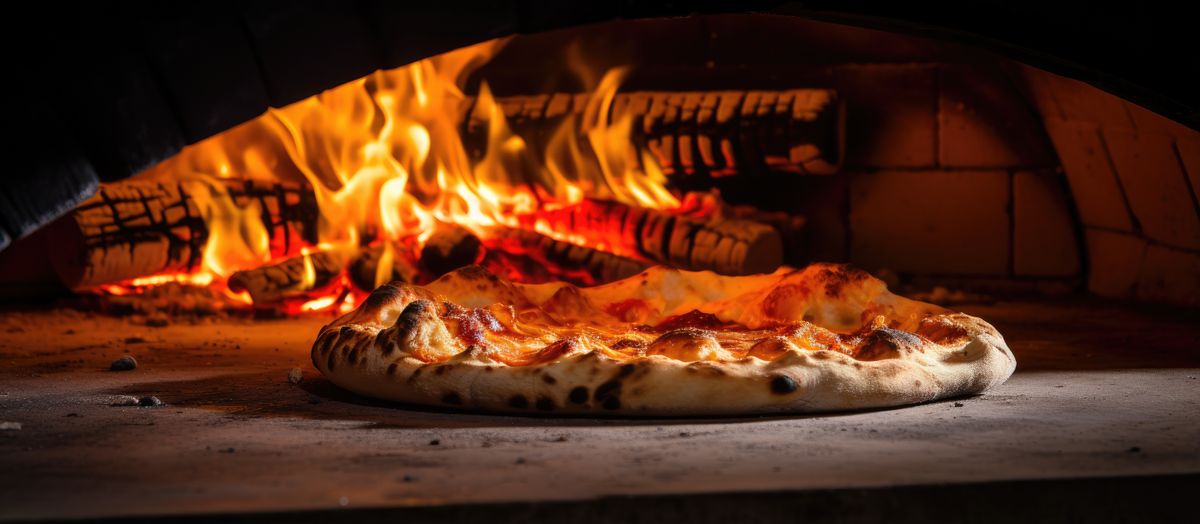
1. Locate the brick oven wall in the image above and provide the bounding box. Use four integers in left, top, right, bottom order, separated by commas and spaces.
838, 63, 1079, 289
1018, 67, 1200, 306
479, 14, 1087, 297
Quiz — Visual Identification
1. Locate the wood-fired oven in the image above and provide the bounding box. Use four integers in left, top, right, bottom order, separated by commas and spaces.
1, 2, 1196, 522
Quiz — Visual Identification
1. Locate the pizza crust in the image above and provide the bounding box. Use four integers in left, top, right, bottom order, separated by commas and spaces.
312, 264, 1016, 416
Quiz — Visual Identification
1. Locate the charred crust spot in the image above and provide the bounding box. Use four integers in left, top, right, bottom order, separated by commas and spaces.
362, 284, 402, 309
568, 386, 588, 404
856, 328, 919, 361
508, 395, 529, 409
317, 333, 337, 355
411, 366, 424, 378
535, 397, 555, 411
541, 374, 557, 385
434, 365, 448, 376
770, 375, 799, 394
618, 363, 637, 377
914, 379, 922, 387
339, 326, 354, 337
441, 392, 463, 405
376, 332, 392, 355
594, 380, 620, 401
397, 300, 435, 331
820, 265, 870, 298
326, 351, 337, 372
594, 379, 621, 409
387, 363, 399, 375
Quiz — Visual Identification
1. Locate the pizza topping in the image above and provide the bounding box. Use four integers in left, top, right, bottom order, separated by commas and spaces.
653, 310, 740, 332
609, 338, 646, 351
747, 336, 795, 361
337, 265, 971, 367
646, 328, 736, 362
605, 298, 653, 323
916, 315, 971, 343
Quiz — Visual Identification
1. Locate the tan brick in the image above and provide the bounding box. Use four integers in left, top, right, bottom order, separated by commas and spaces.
1013, 171, 1081, 276
836, 65, 936, 168
1042, 73, 1134, 128
1043, 118, 1133, 231
1136, 245, 1200, 306
938, 65, 1055, 168
850, 170, 1009, 274
1103, 128, 1200, 250
1175, 138, 1200, 204
1084, 229, 1147, 298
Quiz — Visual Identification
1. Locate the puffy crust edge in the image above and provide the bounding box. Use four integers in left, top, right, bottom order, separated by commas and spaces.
311, 312, 1016, 416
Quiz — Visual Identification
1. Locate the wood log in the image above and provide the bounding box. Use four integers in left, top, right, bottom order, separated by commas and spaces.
47, 177, 318, 290
419, 224, 482, 276
347, 226, 483, 291
227, 250, 344, 304
526, 199, 783, 276
724, 205, 807, 266
464, 89, 843, 176
347, 244, 417, 291
485, 228, 649, 285
676, 191, 807, 265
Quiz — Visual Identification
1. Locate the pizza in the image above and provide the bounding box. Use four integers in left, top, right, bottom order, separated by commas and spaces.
311, 264, 1015, 415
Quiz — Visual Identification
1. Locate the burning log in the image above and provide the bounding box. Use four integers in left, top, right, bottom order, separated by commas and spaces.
419, 225, 482, 276
348, 244, 410, 291
677, 191, 807, 265
46, 178, 318, 290
227, 250, 345, 304
531, 199, 783, 276
486, 228, 650, 285
724, 205, 807, 266
465, 89, 843, 176
346, 225, 481, 292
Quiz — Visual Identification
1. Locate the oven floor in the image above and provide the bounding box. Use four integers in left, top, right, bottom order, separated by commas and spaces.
0, 298, 1197, 521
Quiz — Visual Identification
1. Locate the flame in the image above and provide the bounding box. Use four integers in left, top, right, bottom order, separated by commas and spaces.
299, 247, 316, 290
128, 37, 678, 313
300, 295, 338, 312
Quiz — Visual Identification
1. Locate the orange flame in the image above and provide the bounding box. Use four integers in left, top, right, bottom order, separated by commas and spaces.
130, 38, 678, 312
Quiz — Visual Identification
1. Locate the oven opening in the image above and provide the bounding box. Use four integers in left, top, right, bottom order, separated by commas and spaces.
0, 6, 1196, 523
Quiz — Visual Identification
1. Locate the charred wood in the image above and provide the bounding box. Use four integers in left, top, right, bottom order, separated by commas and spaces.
530, 199, 783, 276
349, 244, 410, 291
465, 89, 843, 176
486, 228, 649, 285
47, 178, 318, 290
227, 250, 344, 304
420, 225, 483, 276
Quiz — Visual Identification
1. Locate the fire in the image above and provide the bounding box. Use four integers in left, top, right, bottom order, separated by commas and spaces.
117, 38, 679, 312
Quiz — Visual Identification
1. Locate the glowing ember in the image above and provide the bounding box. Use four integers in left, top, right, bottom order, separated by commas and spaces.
110, 37, 679, 313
